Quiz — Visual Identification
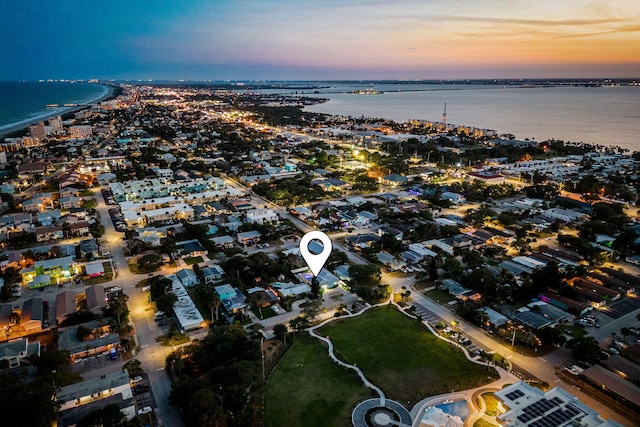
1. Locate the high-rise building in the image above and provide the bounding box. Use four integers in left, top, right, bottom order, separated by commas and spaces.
29, 121, 46, 141
48, 116, 63, 133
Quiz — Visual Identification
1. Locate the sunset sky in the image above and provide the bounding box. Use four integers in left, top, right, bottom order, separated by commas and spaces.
1, 0, 639, 80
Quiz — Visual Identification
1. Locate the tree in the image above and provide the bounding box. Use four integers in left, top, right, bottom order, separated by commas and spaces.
462, 251, 484, 269
429, 257, 438, 280
348, 264, 381, 288
156, 292, 178, 315
78, 404, 133, 427
310, 277, 320, 299
123, 359, 144, 378
568, 336, 603, 365
620, 327, 630, 343
136, 253, 163, 273
442, 256, 463, 277
273, 323, 289, 346
289, 316, 310, 335
302, 299, 323, 321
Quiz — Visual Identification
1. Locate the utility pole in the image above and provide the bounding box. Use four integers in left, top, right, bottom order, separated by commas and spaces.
261, 337, 266, 381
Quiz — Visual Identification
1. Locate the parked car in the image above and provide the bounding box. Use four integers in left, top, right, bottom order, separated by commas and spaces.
133, 385, 150, 394
130, 376, 143, 384
138, 406, 153, 415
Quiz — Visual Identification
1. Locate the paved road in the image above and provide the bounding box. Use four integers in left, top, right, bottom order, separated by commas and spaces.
404, 288, 634, 425
94, 186, 184, 427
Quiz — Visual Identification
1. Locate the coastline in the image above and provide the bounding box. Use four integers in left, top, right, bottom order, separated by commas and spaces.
0, 83, 121, 140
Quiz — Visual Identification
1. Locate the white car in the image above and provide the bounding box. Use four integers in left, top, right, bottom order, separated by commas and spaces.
130, 376, 143, 384
138, 406, 153, 415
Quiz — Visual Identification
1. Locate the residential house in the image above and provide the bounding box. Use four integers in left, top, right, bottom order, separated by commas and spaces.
201, 265, 225, 284
175, 239, 206, 258
21, 255, 76, 288
35, 225, 64, 242
271, 281, 311, 298
84, 262, 105, 278
236, 230, 262, 246
345, 233, 380, 250
376, 252, 404, 271
176, 268, 199, 288
377, 226, 403, 241
334, 264, 351, 281
59, 187, 81, 198
0, 338, 40, 368
441, 191, 465, 205
211, 235, 234, 249
79, 238, 99, 259
169, 275, 205, 332
56, 370, 135, 425
215, 284, 247, 313
382, 174, 408, 187
56, 290, 78, 324
59, 196, 80, 209
245, 208, 278, 224
85, 285, 106, 313
247, 287, 279, 307
57, 321, 120, 362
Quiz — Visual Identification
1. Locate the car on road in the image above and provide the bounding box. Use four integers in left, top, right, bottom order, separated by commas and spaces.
137, 406, 153, 415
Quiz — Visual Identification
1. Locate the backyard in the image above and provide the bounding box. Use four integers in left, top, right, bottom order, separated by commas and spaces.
318, 305, 498, 404
264, 335, 370, 427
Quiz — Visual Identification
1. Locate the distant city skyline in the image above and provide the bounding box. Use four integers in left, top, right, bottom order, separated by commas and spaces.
2, 1, 639, 81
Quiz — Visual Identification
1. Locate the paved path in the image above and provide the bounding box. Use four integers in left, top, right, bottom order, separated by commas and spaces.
305, 296, 520, 427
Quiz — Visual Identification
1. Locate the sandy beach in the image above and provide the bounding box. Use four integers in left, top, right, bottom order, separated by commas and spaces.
0, 83, 121, 140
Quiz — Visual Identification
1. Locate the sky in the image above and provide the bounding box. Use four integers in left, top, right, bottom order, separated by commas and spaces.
1, 0, 639, 80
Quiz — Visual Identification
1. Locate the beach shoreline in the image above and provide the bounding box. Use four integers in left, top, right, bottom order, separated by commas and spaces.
0, 83, 121, 140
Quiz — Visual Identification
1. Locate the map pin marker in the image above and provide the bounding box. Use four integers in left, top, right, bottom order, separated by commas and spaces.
299, 230, 332, 277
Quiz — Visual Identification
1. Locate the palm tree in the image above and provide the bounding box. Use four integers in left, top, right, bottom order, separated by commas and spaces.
255, 292, 265, 319
209, 292, 221, 323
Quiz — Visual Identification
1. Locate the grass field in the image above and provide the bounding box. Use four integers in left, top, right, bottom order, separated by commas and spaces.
264, 335, 370, 427
481, 392, 499, 416
318, 306, 498, 404
183, 256, 204, 265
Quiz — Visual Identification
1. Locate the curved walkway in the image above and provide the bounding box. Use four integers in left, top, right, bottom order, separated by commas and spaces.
307, 299, 389, 404
306, 297, 518, 427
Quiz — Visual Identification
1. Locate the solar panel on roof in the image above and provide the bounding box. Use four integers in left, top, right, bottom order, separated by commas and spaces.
505, 389, 525, 400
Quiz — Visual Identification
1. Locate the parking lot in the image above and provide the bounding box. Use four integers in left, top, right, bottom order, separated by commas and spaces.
602, 296, 640, 319
101, 188, 116, 205
108, 208, 127, 232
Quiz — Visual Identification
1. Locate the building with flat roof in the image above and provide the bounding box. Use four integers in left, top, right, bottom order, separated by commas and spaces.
168, 275, 205, 332
496, 381, 623, 427
56, 370, 133, 416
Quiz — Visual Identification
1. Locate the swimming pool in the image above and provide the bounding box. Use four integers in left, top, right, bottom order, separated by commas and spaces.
435, 400, 470, 419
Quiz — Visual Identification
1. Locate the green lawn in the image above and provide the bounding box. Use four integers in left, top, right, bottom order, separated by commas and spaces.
481, 392, 499, 416
264, 335, 370, 427
424, 288, 457, 304
183, 256, 204, 265
318, 306, 497, 404
474, 419, 499, 427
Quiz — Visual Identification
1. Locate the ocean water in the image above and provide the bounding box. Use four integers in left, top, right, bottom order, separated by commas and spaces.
300, 82, 640, 152
0, 81, 110, 134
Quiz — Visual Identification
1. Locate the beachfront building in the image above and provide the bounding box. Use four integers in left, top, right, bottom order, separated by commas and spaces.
69, 125, 93, 138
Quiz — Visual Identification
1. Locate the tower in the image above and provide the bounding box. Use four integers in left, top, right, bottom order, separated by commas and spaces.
442, 102, 447, 130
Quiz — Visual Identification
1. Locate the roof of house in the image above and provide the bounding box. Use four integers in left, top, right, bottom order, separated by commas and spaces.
56, 370, 130, 403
